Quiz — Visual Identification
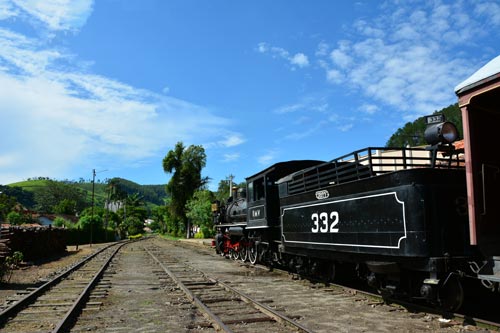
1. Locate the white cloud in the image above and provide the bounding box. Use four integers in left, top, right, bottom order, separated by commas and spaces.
474, 2, 500, 25
290, 53, 309, 67
274, 103, 304, 114
257, 42, 267, 53
337, 123, 354, 132
284, 121, 328, 141
329, 40, 352, 68
257, 151, 276, 165
327, 113, 354, 133
0, 2, 18, 20
330, 48, 352, 69
257, 42, 309, 69
318, 0, 500, 116
10, 0, 94, 31
0, 23, 233, 184
353, 19, 385, 38
219, 134, 245, 147
326, 69, 343, 84
222, 153, 240, 162
315, 41, 329, 57
359, 103, 379, 115
274, 95, 328, 115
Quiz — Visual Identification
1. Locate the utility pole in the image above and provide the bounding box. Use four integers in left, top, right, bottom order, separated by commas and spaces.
90, 169, 107, 247
90, 169, 96, 247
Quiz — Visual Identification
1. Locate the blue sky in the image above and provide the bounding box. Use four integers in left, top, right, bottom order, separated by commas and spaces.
1, 0, 499, 189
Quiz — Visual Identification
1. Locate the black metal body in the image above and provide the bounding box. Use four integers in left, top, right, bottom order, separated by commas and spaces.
279, 168, 473, 274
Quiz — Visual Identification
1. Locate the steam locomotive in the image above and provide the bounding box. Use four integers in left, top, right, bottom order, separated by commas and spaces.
212, 55, 500, 311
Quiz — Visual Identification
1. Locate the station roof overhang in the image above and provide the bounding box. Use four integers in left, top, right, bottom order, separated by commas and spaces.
455, 55, 500, 107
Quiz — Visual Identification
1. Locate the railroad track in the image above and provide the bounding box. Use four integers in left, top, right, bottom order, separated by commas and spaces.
144, 244, 314, 333
0, 241, 127, 333
179, 239, 500, 332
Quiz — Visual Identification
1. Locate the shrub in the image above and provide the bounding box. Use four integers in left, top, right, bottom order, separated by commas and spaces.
0, 251, 24, 283
6, 212, 23, 225
122, 216, 144, 236
77, 215, 102, 231
53, 216, 72, 228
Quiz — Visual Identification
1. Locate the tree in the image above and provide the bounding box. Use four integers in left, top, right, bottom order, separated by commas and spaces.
125, 192, 147, 221
0, 185, 35, 209
33, 180, 86, 214
186, 190, 215, 238
150, 205, 168, 233
215, 179, 231, 202
214, 179, 246, 203
162, 142, 208, 236
54, 199, 77, 215
0, 193, 17, 221
115, 192, 148, 231
122, 216, 144, 236
78, 214, 102, 231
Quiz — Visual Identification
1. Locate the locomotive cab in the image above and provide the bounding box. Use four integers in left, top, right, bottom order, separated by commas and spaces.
246, 161, 326, 231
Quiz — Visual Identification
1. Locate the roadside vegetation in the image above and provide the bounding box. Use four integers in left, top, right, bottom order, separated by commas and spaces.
0, 251, 23, 283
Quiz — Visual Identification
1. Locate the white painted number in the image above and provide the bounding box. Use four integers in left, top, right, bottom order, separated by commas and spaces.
311, 211, 340, 233
311, 213, 319, 233
329, 211, 339, 233
320, 212, 328, 232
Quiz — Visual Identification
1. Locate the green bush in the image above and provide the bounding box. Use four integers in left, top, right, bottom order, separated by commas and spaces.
53, 216, 72, 228
0, 251, 24, 283
122, 216, 144, 236
77, 215, 102, 231
6, 211, 23, 225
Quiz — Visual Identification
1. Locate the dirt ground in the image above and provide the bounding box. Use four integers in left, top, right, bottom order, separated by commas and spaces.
0, 244, 106, 306
1, 239, 496, 332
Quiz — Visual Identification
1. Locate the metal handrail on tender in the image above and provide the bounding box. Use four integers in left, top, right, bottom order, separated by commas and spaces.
285, 146, 464, 196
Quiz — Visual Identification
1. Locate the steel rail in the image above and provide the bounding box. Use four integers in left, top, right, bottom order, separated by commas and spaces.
216, 278, 316, 333
286, 267, 500, 331
183, 240, 500, 331
147, 245, 316, 333
144, 247, 233, 332
51, 241, 127, 333
0, 241, 121, 326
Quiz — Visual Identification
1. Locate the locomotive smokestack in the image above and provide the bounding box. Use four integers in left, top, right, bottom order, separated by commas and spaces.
227, 174, 234, 198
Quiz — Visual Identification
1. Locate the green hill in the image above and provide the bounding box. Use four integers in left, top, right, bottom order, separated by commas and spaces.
7, 177, 167, 211
104, 178, 167, 206
8, 179, 51, 192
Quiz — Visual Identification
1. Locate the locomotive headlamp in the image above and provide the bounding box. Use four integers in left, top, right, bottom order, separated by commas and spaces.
424, 121, 459, 145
